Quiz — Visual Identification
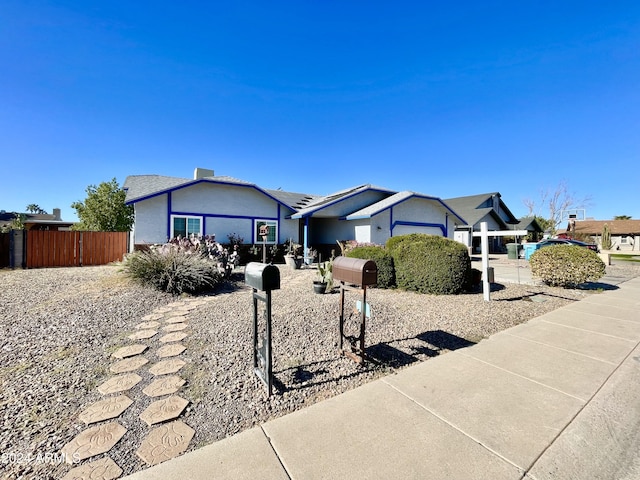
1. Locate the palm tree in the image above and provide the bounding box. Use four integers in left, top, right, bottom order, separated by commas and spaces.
25, 204, 47, 214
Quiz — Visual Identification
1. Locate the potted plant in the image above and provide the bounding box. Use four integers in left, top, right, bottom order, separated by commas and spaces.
284, 239, 303, 269
313, 259, 333, 294
304, 247, 317, 266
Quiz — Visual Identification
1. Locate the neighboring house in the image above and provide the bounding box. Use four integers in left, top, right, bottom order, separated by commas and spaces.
124, 168, 467, 255
514, 216, 545, 242
0, 208, 73, 231
443, 192, 520, 253
561, 220, 640, 252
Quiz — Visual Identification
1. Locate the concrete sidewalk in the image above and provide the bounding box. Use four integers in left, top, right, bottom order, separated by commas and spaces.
125, 277, 640, 480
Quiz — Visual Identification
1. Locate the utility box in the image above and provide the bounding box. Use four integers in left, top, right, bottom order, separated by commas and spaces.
333, 257, 378, 287
245, 262, 280, 291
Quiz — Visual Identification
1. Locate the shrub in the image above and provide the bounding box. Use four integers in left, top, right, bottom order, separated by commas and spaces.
124, 243, 223, 295
389, 234, 470, 294
530, 245, 606, 288
346, 245, 395, 288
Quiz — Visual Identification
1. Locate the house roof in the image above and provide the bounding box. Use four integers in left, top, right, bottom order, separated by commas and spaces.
290, 184, 395, 219
0, 211, 73, 228
515, 216, 544, 233
566, 219, 640, 235
123, 174, 303, 211
346, 191, 467, 224
443, 192, 519, 227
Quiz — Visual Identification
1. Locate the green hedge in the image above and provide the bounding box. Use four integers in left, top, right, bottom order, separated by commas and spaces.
530, 245, 606, 287
346, 245, 395, 288
388, 234, 470, 294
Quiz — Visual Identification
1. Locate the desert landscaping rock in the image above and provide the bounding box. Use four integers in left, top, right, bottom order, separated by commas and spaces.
139, 395, 189, 426
127, 329, 158, 341
143, 375, 187, 397
136, 421, 195, 466
97, 373, 143, 395
61, 456, 123, 480
159, 332, 188, 343
2, 262, 639, 478
157, 343, 187, 358
60, 422, 127, 463
109, 356, 149, 374
148, 358, 187, 376
111, 344, 148, 359
77, 395, 134, 425
136, 320, 161, 330
162, 322, 189, 332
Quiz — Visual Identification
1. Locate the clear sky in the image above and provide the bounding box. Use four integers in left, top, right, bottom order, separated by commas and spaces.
1, 1, 639, 223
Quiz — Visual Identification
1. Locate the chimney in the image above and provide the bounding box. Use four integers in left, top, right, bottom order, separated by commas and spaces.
53, 208, 62, 220
194, 168, 214, 180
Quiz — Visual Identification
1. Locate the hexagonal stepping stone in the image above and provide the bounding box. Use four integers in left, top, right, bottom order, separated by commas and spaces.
97, 373, 142, 395
142, 313, 164, 321
112, 344, 148, 359
136, 420, 195, 466
164, 314, 187, 324
110, 356, 148, 374
143, 375, 186, 397
149, 358, 186, 376
136, 320, 161, 329
78, 395, 133, 425
157, 343, 186, 358
139, 396, 189, 426
159, 332, 188, 343
155, 306, 175, 313
61, 456, 122, 480
175, 304, 197, 312
162, 322, 188, 333
128, 329, 157, 341
60, 422, 127, 463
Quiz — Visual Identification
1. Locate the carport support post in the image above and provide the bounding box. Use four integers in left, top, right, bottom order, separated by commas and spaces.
481, 222, 490, 302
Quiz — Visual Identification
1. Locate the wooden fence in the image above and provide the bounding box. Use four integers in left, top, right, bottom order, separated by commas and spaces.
23, 231, 128, 268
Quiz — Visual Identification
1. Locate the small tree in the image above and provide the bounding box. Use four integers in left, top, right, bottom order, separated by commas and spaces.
613, 215, 632, 220
71, 178, 133, 231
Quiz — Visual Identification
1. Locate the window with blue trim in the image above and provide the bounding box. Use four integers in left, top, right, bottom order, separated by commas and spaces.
255, 220, 277, 243
171, 215, 202, 238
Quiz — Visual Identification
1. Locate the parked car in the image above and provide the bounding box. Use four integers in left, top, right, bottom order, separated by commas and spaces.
537, 238, 599, 253
566, 239, 599, 253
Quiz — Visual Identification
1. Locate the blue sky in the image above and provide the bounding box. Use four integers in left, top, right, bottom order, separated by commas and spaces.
1, 1, 639, 223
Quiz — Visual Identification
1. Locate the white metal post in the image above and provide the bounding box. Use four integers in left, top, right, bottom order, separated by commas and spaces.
481, 222, 490, 302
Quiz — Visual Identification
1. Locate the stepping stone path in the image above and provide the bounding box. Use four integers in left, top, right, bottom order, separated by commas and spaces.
60, 297, 208, 478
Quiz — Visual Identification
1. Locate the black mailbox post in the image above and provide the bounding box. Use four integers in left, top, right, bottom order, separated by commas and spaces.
245, 262, 280, 396
333, 256, 378, 363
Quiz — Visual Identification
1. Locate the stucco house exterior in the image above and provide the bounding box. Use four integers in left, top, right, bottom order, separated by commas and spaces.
124, 168, 466, 255
562, 219, 640, 252
443, 192, 520, 253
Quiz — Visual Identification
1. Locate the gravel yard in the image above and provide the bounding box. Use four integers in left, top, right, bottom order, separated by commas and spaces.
1, 261, 638, 479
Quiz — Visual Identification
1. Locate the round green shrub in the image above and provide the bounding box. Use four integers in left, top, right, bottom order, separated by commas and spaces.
346, 245, 395, 288
530, 245, 606, 287
386, 233, 433, 256
390, 234, 471, 295
124, 249, 222, 295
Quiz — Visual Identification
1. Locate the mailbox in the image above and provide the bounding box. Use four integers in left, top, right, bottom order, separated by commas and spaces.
333, 256, 377, 287
245, 262, 280, 291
